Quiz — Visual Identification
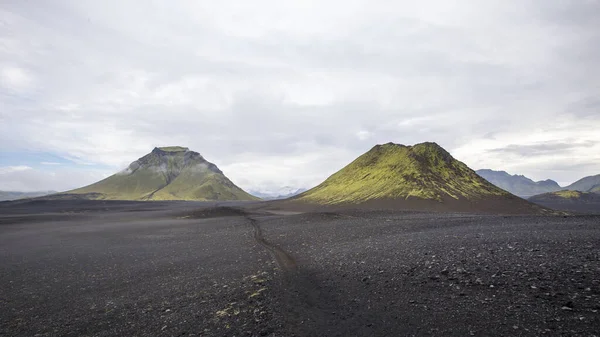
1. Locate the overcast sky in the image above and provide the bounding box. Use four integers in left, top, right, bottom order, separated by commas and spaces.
1, 0, 599, 193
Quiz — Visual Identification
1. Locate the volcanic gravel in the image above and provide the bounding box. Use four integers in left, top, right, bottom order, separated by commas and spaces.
1, 201, 599, 336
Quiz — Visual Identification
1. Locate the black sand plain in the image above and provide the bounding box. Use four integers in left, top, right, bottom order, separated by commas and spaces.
1, 200, 600, 336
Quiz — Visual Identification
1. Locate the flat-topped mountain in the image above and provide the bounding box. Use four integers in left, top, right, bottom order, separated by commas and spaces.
476, 169, 561, 198
66, 147, 258, 201
290, 142, 547, 214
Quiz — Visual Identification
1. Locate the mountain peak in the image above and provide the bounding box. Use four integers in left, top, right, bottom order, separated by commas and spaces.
376, 141, 444, 151
154, 146, 189, 153
293, 141, 544, 214
66, 147, 257, 201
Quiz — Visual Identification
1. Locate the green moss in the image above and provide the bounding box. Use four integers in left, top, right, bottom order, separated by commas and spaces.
158, 146, 189, 152
296, 142, 510, 205
552, 190, 583, 199
69, 168, 167, 200
67, 147, 259, 201
152, 169, 259, 201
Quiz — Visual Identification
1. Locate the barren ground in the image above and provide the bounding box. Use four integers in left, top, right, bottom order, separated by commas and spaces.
1, 200, 599, 336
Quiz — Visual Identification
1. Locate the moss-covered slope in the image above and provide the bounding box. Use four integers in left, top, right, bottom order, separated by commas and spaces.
528, 190, 600, 214
67, 147, 259, 201
292, 142, 544, 213
529, 190, 600, 202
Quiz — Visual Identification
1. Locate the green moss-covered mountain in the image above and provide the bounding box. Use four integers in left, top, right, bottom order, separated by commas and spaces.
67, 147, 259, 201
291, 142, 546, 213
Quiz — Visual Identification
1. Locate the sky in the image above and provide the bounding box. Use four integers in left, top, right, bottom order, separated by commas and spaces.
1, 0, 599, 193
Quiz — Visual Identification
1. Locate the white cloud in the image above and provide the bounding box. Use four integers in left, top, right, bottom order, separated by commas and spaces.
0, 166, 32, 174
0, 166, 108, 192
0, 65, 33, 91
0, 0, 599, 192
356, 131, 372, 141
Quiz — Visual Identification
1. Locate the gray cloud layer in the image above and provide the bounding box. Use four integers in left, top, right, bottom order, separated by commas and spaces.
1, 0, 599, 192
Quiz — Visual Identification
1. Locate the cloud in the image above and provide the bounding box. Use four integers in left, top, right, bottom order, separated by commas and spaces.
0, 165, 32, 174
1, 0, 599, 192
0, 65, 33, 91
0, 166, 108, 192
487, 141, 598, 157
356, 131, 372, 141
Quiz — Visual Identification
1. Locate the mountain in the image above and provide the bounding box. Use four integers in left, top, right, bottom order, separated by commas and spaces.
529, 190, 600, 214
589, 185, 600, 194
0, 190, 57, 202
564, 174, 600, 193
250, 187, 307, 200
289, 142, 547, 214
66, 147, 259, 201
476, 169, 561, 198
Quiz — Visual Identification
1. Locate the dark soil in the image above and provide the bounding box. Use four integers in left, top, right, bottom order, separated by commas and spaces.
262, 194, 557, 216
528, 198, 600, 215
1, 201, 599, 336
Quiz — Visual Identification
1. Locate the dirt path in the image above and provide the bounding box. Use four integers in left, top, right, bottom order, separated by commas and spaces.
246, 216, 297, 272
246, 215, 346, 336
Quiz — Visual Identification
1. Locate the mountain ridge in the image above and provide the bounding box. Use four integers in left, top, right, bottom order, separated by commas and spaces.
477, 169, 600, 197
528, 190, 600, 214
0, 190, 57, 202
476, 169, 561, 198
564, 174, 600, 192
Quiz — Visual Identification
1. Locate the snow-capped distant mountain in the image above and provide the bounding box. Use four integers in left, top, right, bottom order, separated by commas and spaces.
250, 187, 307, 200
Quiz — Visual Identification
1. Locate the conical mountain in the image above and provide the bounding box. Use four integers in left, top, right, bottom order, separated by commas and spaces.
292, 142, 547, 214
67, 146, 259, 201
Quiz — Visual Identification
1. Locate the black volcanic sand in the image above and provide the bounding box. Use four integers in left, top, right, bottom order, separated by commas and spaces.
261, 194, 555, 216
528, 198, 600, 215
1, 201, 600, 336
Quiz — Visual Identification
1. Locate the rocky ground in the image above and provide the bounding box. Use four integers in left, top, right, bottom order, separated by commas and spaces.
1, 201, 599, 336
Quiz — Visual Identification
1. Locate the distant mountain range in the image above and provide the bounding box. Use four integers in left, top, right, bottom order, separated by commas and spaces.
564, 174, 600, 192
62, 147, 258, 201
476, 169, 561, 198
476, 170, 600, 198
0, 190, 57, 202
250, 187, 307, 200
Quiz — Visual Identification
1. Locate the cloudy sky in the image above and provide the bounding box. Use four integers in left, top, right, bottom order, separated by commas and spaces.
1, 0, 599, 193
